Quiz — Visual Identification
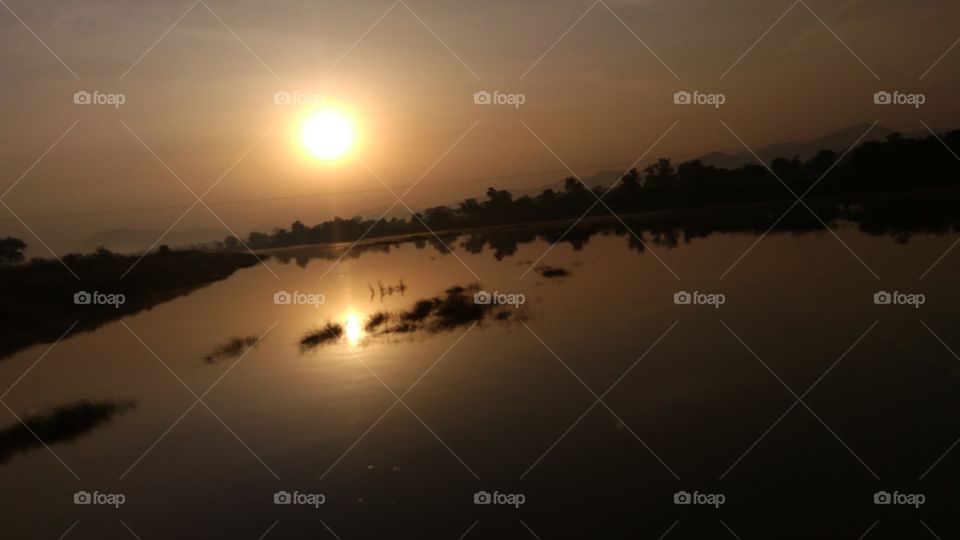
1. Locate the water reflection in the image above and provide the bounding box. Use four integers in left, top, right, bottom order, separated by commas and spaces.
267, 189, 960, 273
0, 400, 134, 465
299, 284, 528, 351
2, 226, 960, 538
203, 335, 259, 363
7, 193, 959, 364
344, 312, 363, 346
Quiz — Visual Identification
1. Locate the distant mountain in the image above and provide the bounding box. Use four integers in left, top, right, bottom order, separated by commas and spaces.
697, 124, 928, 169
507, 125, 930, 194
514, 170, 624, 195
250, 224, 280, 233
357, 203, 424, 221
696, 151, 752, 169
82, 228, 227, 253
575, 170, 623, 189
351, 124, 949, 222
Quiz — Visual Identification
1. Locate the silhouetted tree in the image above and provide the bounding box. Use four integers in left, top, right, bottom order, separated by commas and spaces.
289, 220, 309, 245
424, 206, 457, 229
562, 177, 587, 196
619, 168, 641, 190
805, 150, 837, 178
94, 246, 116, 258
644, 158, 675, 188
771, 155, 803, 181
0, 237, 26, 264
458, 198, 483, 222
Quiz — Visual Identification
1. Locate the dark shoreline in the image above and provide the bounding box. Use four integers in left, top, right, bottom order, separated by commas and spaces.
0, 251, 260, 360
262, 187, 960, 261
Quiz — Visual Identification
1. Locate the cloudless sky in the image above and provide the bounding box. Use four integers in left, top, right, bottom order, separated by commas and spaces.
1, 0, 958, 253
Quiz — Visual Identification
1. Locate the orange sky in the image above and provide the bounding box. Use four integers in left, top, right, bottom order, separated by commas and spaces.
1, 0, 959, 254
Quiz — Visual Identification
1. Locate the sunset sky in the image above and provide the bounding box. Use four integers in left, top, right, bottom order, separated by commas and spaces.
1, 0, 958, 255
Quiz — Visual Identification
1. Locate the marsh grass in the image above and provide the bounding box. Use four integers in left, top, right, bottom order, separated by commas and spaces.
537, 265, 570, 278
300, 284, 526, 350
204, 336, 259, 363
300, 323, 344, 349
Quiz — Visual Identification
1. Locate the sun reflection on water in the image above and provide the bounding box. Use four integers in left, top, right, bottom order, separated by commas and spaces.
344, 312, 363, 346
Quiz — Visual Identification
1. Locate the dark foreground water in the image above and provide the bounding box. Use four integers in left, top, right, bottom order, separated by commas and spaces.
2, 226, 959, 539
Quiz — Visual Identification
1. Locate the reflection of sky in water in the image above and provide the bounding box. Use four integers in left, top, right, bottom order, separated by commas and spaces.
2, 230, 960, 536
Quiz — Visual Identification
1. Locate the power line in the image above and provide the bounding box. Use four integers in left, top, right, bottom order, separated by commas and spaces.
0, 147, 746, 223
4, 122, 934, 225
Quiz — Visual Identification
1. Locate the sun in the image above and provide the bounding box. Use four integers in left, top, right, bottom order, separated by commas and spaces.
301, 109, 356, 160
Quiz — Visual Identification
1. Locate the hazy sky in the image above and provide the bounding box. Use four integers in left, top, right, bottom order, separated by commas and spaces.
1, 0, 959, 254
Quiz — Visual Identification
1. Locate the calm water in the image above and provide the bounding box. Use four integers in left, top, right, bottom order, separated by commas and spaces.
2, 227, 960, 539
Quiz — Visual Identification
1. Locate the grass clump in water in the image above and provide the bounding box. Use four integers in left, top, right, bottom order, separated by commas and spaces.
204, 336, 259, 363
300, 323, 344, 350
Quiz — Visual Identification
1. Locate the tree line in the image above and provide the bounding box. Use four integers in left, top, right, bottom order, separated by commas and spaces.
228, 130, 959, 251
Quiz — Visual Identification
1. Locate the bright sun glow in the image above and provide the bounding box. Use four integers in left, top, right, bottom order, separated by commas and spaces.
301, 110, 356, 160
344, 312, 363, 346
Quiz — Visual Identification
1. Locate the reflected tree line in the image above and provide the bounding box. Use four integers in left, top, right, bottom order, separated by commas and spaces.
0, 400, 134, 465
0, 250, 261, 360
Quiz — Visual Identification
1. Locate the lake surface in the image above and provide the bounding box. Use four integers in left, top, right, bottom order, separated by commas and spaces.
2, 226, 959, 539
